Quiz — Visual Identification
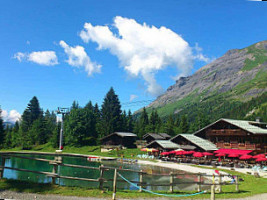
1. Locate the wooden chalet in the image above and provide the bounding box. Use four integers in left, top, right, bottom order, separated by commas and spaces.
143, 133, 171, 144
100, 132, 137, 148
194, 118, 267, 153
146, 140, 180, 151
171, 134, 217, 152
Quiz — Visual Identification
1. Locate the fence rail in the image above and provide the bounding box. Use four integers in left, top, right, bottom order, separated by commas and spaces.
0, 152, 240, 200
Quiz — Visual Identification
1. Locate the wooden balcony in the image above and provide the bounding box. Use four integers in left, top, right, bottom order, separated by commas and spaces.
207, 129, 247, 136
215, 142, 265, 150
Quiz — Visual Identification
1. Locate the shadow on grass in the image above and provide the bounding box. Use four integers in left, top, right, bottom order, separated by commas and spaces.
0, 178, 53, 193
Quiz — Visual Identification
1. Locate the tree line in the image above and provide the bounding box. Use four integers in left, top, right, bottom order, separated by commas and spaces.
0, 87, 211, 149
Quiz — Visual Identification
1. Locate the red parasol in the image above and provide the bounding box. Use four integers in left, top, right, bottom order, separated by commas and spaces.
252, 154, 266, 159
193, 152, 204, 157
215, 153, 226, 157
175, 151, 186, 155
228, 154, 239, 158
160, 152, 170, 156
186, 151, 195, 154
239, 155, 253, 160
203, 152, 213, 156
149, 148, 159, 152
255, 157, 267, 162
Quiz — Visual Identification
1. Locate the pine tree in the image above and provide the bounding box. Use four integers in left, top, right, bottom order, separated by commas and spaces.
179, 115, 189, 133
137, 107, 149, 137
20, 96, 43, 149
165, 115, 175, 136
100, 87, 122, 136
11, 121, 20, 147
94, 103, 101, 139
64, 108, 87, 146
127, 110, 134, 132
0, 108, 4, 147
84, 101, 97, 139
121, 110, 128, 132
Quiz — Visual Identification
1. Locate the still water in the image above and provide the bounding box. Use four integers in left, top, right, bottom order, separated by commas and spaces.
2, 154, 203, 191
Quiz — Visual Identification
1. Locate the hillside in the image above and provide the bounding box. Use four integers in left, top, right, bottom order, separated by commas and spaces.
143, 40, 267, 123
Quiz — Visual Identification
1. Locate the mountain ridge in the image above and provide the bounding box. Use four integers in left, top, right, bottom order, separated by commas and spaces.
141, 40, 267, 122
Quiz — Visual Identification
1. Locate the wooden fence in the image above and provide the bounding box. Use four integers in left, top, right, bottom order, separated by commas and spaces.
0, 152, 240, 200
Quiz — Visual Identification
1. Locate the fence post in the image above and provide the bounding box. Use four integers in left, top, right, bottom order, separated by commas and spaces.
169, 172, 174, 193
112, 168, 117, 200
139, 170, 143, 192
0, 157, 6, 179
197, 173, 202, 192
52, 164, 57, 184
99, 165, 104, 190
210, 184, 215, 200
235, 175, 239, 192
218, 174, 222, 193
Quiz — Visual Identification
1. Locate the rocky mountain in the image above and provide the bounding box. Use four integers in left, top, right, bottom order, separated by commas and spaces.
143, 40, 267, 121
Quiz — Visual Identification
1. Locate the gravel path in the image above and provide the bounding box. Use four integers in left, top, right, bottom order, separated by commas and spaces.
0, 191, 267, 200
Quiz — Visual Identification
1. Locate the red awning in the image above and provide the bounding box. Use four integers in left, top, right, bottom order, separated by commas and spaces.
239, 155, 253, 160
252, 154, 266, 159
214, 149, 253, 155
193, 152, 204, 157
160, 152, 170, 156
228, 153, 239, 158
175, 151, 186, 155
255, 157, 267, 162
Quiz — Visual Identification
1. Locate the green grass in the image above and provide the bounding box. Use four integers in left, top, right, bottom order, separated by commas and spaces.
192, 165, 267, 198
242, 44, 267, 71
1, 143, 144, 159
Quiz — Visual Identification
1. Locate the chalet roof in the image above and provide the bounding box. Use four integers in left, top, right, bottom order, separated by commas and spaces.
143, 133, 171, 140
172, 134, 218, 151
179, 144, 196, 150
146, 140, 180, 149
223, 119, 267, 134
100, 132, 137, 140
194, 118, 267, 136
115, 132, 137, 137
159, 133, 171, 138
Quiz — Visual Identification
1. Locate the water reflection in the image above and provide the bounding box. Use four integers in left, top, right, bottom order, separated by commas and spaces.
2, 155, 204, 191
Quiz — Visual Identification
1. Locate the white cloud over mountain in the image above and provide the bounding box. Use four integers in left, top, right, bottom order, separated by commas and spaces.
80, 16, 208, 96
13, 51, 58, 66
130, 94, 138, 102
59, 40, 102, 76
1, 109, 21, 123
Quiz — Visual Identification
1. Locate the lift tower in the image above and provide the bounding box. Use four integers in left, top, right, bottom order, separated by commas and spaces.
56, 107, 69, 151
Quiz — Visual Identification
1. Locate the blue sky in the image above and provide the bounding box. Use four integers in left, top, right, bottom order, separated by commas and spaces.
0, 0, 266, 122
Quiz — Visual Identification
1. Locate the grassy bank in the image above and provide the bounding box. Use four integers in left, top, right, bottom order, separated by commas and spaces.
0, 143, 144, 159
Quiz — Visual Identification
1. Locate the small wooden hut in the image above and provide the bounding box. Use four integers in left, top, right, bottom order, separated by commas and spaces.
100, 132, 137, 149
143, 133, 171, 144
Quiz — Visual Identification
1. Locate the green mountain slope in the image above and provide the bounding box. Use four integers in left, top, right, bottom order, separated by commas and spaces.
141, 40, 267, 123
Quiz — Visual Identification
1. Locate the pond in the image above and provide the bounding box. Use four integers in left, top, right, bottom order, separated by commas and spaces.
2, 154, 206, 191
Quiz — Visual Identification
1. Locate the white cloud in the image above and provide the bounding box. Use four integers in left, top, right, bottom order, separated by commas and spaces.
193, 43, 212, 63
130, 94, 138, 102
79, 16, 203, 96
13, 52, 27, 62
1, 109, 21, 123
59, 40, 101, 76
13, 51, 58, 66
28, 51, 58, 66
